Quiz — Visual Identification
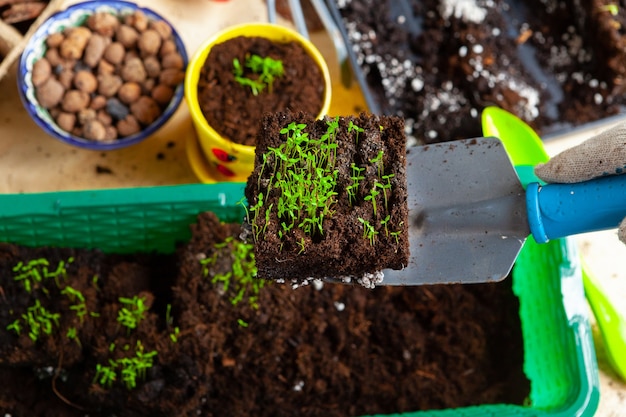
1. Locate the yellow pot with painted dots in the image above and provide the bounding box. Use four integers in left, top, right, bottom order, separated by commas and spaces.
185, 23, 332, 183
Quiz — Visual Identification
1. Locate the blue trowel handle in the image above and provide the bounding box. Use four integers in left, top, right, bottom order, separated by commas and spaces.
527, 174, 626, 243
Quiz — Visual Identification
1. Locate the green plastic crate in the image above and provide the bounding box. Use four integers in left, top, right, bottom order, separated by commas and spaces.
0, 182, 599, 416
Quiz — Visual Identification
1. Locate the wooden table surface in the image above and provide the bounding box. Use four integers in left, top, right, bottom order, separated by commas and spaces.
0, 1, 624, 415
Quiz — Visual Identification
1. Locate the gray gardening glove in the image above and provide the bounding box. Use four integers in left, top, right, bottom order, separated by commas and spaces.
534, 121, 626, 244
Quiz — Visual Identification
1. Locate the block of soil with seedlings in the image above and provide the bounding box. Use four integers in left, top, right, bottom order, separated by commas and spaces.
0, 211, 528, 416
197, 35, 326, 146
245, 112, 409, 287
334, 0, 626, 144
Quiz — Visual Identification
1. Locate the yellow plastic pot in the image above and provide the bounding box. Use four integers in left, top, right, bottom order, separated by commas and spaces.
185, 23, 332, 183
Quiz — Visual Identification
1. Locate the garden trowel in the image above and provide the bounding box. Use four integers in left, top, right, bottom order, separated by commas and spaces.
380, 137, 626, 286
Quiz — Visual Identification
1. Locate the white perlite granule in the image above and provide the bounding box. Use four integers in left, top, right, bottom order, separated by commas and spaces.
357, 271, 384, 289
439, 0, 488, 23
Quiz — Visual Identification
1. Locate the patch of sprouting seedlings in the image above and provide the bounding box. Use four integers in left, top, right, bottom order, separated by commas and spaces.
94, 340, 157, 390
6, 256, 159, 391
6, 257, 74, 342
12, 257, 74, 292
199, 236, 266, 310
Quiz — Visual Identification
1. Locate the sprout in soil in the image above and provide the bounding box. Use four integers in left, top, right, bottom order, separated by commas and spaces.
6, 319, 22, 336
347, 163, 365, 206
66, 326, 81, 346
348, 120, 364, 144
117, 295, 149, 332
233, 53, 284, 95
61, 286, 88, 322
358, 217, 379, 246
165, 303, 180, 343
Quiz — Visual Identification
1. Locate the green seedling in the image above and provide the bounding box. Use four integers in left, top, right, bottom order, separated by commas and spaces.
165, 303, 174, 328
92, 275, 100, 291
66, 326, 81, 346
358, 217, 379, 246
297, 237, 306, 254
237, 318, 249, 328
390, 222, 404, 244
165, 304, 180, 343
364, 187, 380, 217
169, 327, 180, 343
233, 54, 284, 95
6, 319, 22, 336
117, 295, 148, 331
94, 362, 117, 389
380, 214, 391, 236
248, 192, 265, 242
375, 174, 394, 210
348, 120, 364, 144
347, 163, 365, 205
369, 150, 385, 178
61, 286, 89, 322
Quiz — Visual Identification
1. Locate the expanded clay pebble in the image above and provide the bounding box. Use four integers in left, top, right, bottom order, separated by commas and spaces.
118, 82, 141, 104
32, 9, 185, 143
36, 78, 64, 108
60, 27, 91, 60
138, 29, 161, 56
86, 12, 120, 37
31, 58, 51, 87
61, 90, 90, 113
131, 96, 161, 125
83, 34, 108, 67
73, 71, 97, 93
115, 25, 138, 49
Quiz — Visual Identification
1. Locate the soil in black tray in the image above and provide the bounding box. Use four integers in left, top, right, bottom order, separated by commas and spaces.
245, 111, 409, 286
0, 212, 529, 417
197, 35, 326, 146
335, 0, 626, 144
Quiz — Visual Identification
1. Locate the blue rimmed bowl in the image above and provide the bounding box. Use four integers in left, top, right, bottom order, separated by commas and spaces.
17, 0, 188, 151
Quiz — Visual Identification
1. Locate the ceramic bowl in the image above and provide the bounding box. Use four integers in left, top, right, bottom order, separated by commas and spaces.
17, 0, 188, 151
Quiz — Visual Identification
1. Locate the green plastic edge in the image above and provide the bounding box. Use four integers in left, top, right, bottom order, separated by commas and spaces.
0, 176, 599, 416
0, 183, 247, 253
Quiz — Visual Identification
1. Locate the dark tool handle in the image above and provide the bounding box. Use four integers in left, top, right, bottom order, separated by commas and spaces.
527, 174, 626, 243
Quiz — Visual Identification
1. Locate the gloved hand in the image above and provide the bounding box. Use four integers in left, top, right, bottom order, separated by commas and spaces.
534, 121, 626, 244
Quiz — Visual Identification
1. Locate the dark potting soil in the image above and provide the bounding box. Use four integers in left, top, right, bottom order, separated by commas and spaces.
197, 36, 326, 146
0, 212, 528, 416
335, 0, 626, 145
245, 112, 409, 285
